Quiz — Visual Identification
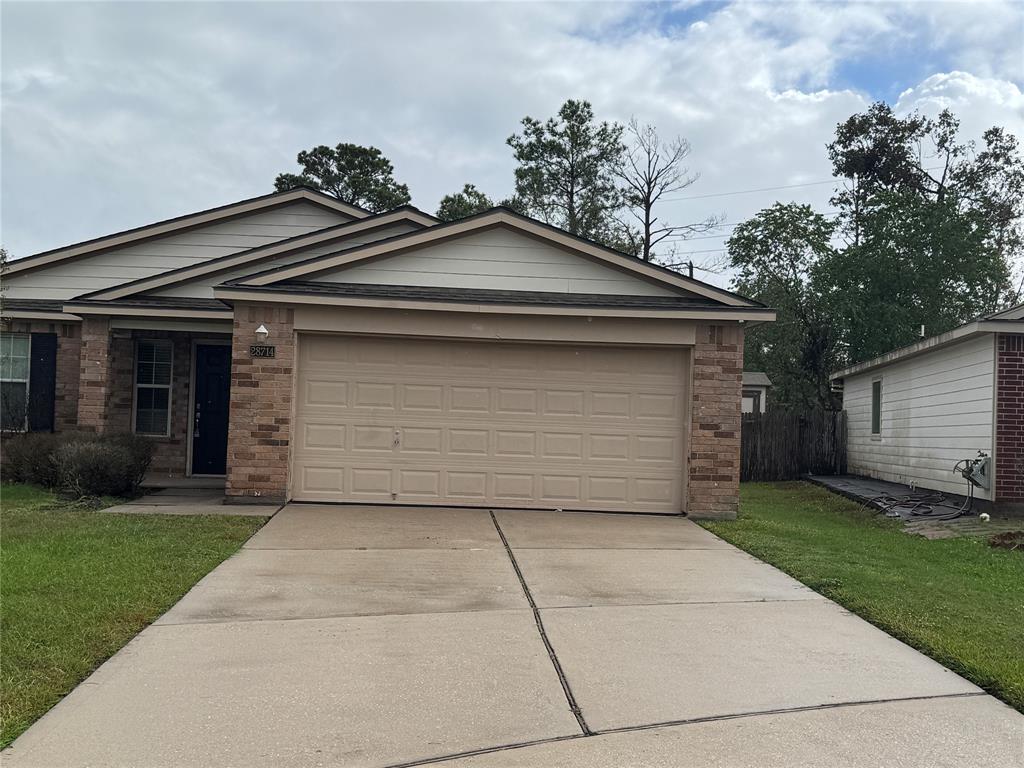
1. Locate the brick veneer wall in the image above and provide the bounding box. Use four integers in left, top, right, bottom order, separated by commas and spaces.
995, 333, 1023, 504
78, 316, 114, 433
77, 318, 229, 476
687, 323, 744, 519
3, 318, 82, 431
225, 303, 294, 502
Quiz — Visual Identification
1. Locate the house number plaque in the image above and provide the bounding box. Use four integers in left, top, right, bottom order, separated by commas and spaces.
249, 344, 276, 359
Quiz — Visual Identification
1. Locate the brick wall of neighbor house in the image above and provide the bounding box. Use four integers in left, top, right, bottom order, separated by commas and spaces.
995, 333, 1024, 504
4, 318, 82, 431
225, 303, 294, 502
688, 323, 744, 519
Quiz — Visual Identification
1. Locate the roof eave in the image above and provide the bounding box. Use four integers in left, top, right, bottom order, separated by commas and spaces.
830, 319, 1021, 380
4, 187, 370, 278
212, 285, 776, 321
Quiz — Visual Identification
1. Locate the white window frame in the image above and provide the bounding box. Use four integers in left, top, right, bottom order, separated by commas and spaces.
0, 333, 31, 432
870, 377, 882, 437
132, 339, 173, 437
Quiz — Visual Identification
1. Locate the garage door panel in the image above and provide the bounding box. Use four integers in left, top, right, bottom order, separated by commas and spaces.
305, 380, 349, 407
353, 382, 396, 409
451, 386, 490, 412
350, 468, 393, 496
402, 384, 444, 411
294, 335, 687, 512
302, 466, 345, 493
494, 473, 536, 500
543, 390, 584, 416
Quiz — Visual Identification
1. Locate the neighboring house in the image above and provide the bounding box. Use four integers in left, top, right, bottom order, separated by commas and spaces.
831, 304, 1024, 510
741, 371, 772, 414
0, 187, 773, 519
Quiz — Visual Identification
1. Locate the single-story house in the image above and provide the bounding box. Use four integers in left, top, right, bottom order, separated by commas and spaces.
1, 187, 773, 518
830, 304, 1023, 511
741, 371, 772, 413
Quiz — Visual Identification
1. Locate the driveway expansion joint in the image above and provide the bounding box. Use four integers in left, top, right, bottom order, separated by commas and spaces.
489, 510, 592, 737
375, 691, 993, 768
592, 690, 991, 735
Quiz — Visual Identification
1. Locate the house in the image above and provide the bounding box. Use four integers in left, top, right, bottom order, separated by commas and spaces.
741, 371, 772, 413
0, 187, 773, 519
830, 304, 1024, 511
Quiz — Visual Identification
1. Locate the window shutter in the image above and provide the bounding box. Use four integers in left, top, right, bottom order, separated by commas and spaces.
28, 333, 57, 432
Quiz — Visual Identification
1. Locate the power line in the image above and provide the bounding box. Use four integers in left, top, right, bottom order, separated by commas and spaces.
661, 166, 945, 203
659, 211, 844, 240
662, 178, 842, 202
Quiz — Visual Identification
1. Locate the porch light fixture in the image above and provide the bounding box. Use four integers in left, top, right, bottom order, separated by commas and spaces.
255, 324, 270, 342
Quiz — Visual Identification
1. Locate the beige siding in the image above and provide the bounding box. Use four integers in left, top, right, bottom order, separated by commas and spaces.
308, 227, 679, 296
3, 202, 353, 300
153, 222, 420, 298
293, 334, 688, 512
844, 335, 995, 498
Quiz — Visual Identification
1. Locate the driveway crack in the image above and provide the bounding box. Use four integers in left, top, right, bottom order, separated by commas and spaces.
489, 511, 592, 736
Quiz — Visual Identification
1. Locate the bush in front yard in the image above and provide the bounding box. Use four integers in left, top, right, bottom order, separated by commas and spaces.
54, 437, 153, 498
2, 431, 153, 498
1, 432, 88, 488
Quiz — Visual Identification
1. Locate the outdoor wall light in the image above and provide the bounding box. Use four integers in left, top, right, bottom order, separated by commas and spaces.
255, 324, 270, 342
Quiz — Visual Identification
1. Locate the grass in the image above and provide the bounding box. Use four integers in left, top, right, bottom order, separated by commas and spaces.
0, 484, 267, 747
701, 482, 1024, 713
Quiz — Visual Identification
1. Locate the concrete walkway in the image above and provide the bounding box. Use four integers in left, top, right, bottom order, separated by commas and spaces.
5, 505, 1022, 767
101, 487, 281, 517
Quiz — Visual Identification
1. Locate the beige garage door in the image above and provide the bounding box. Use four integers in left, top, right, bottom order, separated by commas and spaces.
292, 334, 689, 513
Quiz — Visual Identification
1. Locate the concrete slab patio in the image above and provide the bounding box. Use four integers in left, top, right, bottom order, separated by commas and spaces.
5, 504, 1022, 768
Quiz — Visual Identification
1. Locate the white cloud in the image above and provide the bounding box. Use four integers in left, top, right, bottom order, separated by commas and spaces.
0, 1, 1020, 290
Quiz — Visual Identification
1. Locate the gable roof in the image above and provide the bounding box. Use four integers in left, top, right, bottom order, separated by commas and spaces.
4, 187, 370, 278
742, 371, 773, 388
831, 302, 1024, 380
78, 206, 438, 301
223, 207, 762, 308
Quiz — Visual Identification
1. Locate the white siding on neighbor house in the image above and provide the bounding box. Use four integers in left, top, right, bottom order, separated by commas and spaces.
844, 334, 996, 499
308, 227, 679, 297
741, 385, 769, 414
3, 202, 354, 300
153, 222, 421, 298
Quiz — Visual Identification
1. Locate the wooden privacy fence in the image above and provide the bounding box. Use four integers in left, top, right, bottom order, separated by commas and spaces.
741, 408, 847, 481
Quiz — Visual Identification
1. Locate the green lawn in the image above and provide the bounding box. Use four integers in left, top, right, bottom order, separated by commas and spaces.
0, 484, 267, 747
702, 482, 1024, 712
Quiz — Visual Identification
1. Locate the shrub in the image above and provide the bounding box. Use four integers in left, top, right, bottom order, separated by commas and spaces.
1, 432, 93, 488
55, 435, 153, 498
2, 431, 152, 498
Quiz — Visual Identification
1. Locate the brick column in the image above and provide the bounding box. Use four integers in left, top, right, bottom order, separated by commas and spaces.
77, 316, 113, 432
995, 333, 1023, 505
77, 316, 132, 434
225, 303, 294, 502
687, 323, 744, 519
54, 324, 83, 431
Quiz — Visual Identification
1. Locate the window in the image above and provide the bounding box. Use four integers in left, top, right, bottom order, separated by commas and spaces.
134, 341, 172, 436
870, 379, 882, 435
0, 334, 30, 431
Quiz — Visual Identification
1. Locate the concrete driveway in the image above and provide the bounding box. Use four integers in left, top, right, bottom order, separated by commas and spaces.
6, 505, 1022, 767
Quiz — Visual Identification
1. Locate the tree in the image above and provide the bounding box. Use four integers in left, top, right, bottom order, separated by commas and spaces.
616, 118, 721, 261
275, 143, 411, 212
436, 184, 493, 221
730, 103, 1022, 405
507, 100, 627, 247
826, 104, 1020, 357
728, 204, 841, 409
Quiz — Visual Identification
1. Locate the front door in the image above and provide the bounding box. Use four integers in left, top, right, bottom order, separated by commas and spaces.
191, 344, 231, 475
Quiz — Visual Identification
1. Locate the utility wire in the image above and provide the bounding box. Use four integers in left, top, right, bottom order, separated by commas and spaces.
661, 166, 945, 203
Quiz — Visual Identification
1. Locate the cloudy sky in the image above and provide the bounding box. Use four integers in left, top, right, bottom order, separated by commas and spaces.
2, 1, 1022, 288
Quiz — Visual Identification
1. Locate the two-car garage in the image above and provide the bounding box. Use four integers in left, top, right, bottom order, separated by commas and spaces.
291, 333, 690, 513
